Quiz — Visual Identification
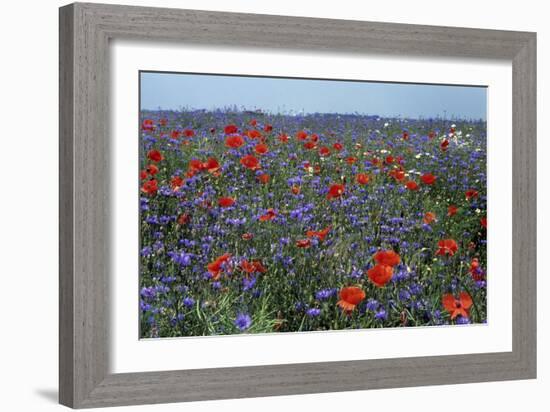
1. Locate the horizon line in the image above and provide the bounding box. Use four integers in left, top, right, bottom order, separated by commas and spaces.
140, 106, 487, 122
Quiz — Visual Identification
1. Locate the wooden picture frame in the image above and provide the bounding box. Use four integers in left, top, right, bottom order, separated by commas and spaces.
59, 2, 536, 408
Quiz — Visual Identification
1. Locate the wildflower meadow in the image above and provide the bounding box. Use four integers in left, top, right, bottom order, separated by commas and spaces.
139, 107, 487, 338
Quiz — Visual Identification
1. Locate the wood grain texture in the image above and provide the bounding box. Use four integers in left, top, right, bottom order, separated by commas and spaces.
59, 2, 537, 408
59, 4, 74, 406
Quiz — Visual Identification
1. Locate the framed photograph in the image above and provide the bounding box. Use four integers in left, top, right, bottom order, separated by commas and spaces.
59, 2, 536, 408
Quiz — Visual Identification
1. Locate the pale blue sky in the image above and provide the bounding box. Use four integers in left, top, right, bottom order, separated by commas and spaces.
140, 71, 487, 120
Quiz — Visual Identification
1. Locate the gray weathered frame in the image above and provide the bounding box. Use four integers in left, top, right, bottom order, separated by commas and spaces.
59, 2, 536, 408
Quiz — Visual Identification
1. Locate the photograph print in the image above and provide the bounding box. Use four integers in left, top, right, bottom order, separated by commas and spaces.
138, 72, 487, 338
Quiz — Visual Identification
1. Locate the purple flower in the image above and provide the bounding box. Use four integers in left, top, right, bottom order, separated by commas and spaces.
366, 299, 379, 311
456, 316, 471, 325
243, 276, 257, 291
375, 308, 387, 320
169, 250, 193, 266
398, 289, 411, 302
306, 308, 321, 317
234, 313, 252, 331
140, 246, 153, 257
183, 297, 195, 308
140, 286, 156, 299
315, 288, 336, 301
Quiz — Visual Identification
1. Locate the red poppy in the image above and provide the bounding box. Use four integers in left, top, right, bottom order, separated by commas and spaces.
257, 173, 270, 184
218, 197, 235, 208
385, 156, 394, 164
428, 131, 436, 139
346, 156, 358, 165
139, 170, 147, 180
146, 164, 159, 175
241, 233, 253, 240
264, 124, 273, 132
373, 250, 401, 267
326, 183, 345, 200
147, 149, 163, 163
177, 213, 190, 225
247, 129, 262, 139
296, 130, 308, 140
249, 119, 257, 126
405, 181, 419, 191
367, 264, 394, 287
440, 139, 450, 151
183, 129, 195, 137
224, 124, 238, 135
188, 159, 204, 175
436, 239, 459, 256
225, 135, 245, 148
291, 185, 301, 195
333, 142, 343, 151
356, 173, 370, 185
240, 259, 257, 274
420, 173, 436, 185
442, 292, 473, 320
306, 226, 331, 242
389, 169, 406, 182
296, 239, 311, 248
252, 260, 267, 273
469, 258, 484, 281
141, 119, 155, 131
254, 143, 269, 155
240, 155, 260, 170
170, 175, 184, 191
171, 130, 181, 139
259, 208, 277, 221
278, 133, 289, 143
402, 131, 409, 140
204, 158, 220, 174
187, 157, 220, 176
207, 253, 232, 280
140, 179, 158, 195
447, 205, 458, 217
466, 189, 479, 200
304, 141, 317, 150
319, 146, 331, 157
481, 216, 487, 229
337, 286, 366, 312
238, 259, 266, 275
423, 212, 436, 224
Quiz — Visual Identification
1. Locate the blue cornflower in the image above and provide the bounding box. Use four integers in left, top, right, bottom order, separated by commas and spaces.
375, 308, 387, 320
234, 313, 252, 331
182, 297, 195, 308
366, 299, 379, 311
243, 276, 256, 291
306, 308, 321, 317
140, 246, 153, 257
409, 283, 423, 295
169, 250, 193, 267
456, 316, 471, 325
140, 286, 156, 299
315, 288, 336, 301
398, 289, 411, 302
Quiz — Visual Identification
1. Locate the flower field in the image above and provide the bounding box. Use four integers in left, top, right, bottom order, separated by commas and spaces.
139, 109, 487, 338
